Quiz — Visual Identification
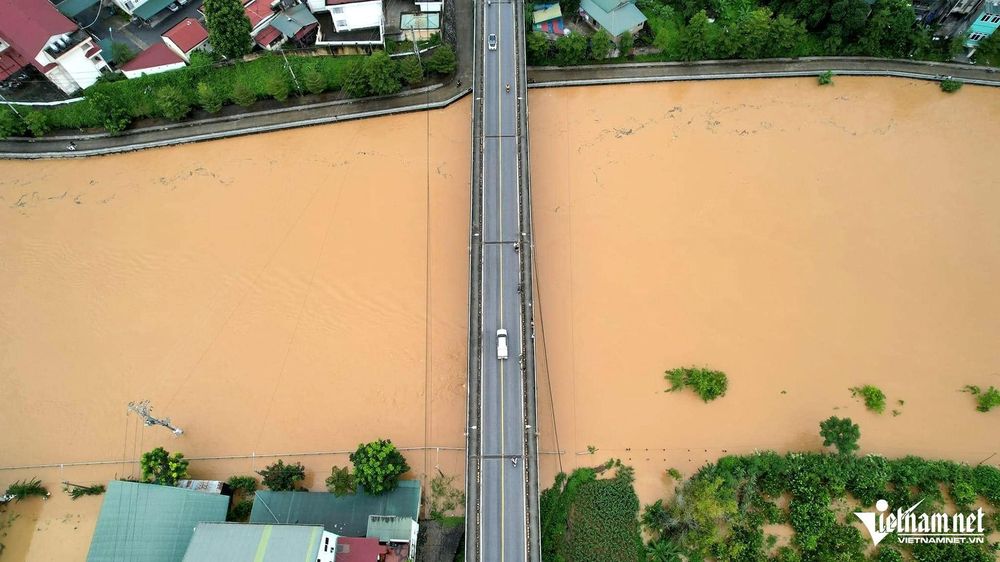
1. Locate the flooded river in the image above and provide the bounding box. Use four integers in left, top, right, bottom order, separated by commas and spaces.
1, 77, 998, 559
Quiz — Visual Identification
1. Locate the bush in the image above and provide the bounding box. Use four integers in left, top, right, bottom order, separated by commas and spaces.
265, 73, 291, 101
619, 31, 635, 58
343, 60, 370, 98
850, 385, 886, 413
228, 499, 253, 521
555, 33, 589, 66
257, 460, 305, 491
350, 440, 410, 495
963, 385, 1000, 412
111, 42, 135, 65
819, 416, 860, 455
591, 29, 614, 59
325, 466, 356, 496
196, 82, 224, 113
24, 111, 51, 137
140, 447, 189, 486
397, 56, 424, 86
303, 64, 328, 95
88, 91, 132, 135
424, 44, 457, 75
429, 472, 464, 519
940, 78, 963, 92
226, 475, 258, 496
664, 367, 728, 402
231, 81, 257, 107
364, 51, 400, 96
818, 70, 834, 85
0, 107, 27, 139
155, 85, 191, 120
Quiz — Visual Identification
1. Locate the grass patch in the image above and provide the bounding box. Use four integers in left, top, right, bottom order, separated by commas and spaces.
665, 367, 728, 402
850, 385, 887, 413
540, 461, 644, 562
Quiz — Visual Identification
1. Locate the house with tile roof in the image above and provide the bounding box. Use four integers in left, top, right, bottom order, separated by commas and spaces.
162, 17, 210, 61
120, 42, 186, 78
0, 0, 109, 93
578, 0, 646, 38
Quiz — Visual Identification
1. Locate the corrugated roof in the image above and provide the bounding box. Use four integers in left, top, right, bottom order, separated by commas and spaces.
121, 42, 184, 71
162, 18, 208, 53
86, 480, 229, 562
181, 523, 323, 562
250, 481, 421, 537
245, 0, 276, 29
532, 3, 562, 24
365, 515, 414, 542
400, 12, 440, 29
134, 0, 176, 20
580, 0, 645, 36
254, 25, 283, 46
55, 0, 101, 18
335, 537, 388, 562
270, 3, 318, 37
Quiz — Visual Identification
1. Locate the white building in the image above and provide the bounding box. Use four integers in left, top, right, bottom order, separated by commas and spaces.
308, 0, 385, 49
182, 523, 338, 562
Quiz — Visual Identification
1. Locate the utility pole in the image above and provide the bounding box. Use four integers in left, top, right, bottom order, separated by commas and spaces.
280, 51, 301, 93
127, 400, 183, 436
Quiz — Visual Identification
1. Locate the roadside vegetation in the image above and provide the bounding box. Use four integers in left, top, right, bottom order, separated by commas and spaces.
540, 460, 644, 562
641, 419, 1000, 561
664, 366, 728, 402
528, 0, 968, 66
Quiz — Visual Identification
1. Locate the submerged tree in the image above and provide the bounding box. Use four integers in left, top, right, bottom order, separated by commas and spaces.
819, 416, 860, 455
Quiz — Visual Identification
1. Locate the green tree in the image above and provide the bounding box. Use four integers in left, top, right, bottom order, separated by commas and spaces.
203, 0, 253, 59
555, 32, 588, 65
560, 0, 581, 20
826, 0, 868, 50
819, 416, 860, 455
676, 10, 715, 61
88, 91, 132, 134
397, 56, 424, 86
303, 64, 328, 95
265, 73, 291, 101
350, 439, 410, 495
23, 111, 50, 138
343, 60, 370, 97
973, 30, 1000, 67
140, 447, 189, 486
0, 107, 27, 139
231, 81, 257, 106
111, 42, 135, 65
257, 460, 305, 491
226, 475, 258, 496
768, 13, 807, 57
738, 7, 774, 59
856, 0, 918, 58
364, 51, 401, 96
325, 466, 357, 496
666, 476, 739, 556
618, 30, 635, 58
590, 29, 614, 59
527, 31, 551, 64
196, 82, 224, 113
645, 538, 684, 562
425, 44, 457, 75
155, 85, 191, 120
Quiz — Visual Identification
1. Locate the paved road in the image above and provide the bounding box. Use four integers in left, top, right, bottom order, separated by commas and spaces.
477, 0, 527, 560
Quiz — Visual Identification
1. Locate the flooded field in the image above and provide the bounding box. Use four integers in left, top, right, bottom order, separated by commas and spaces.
2, 76, 999, 559
0, 101, 472, 560
529, 77, 1000, 504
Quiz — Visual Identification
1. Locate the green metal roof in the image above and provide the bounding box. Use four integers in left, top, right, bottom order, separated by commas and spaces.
532, 3, 563, 24
134, 0, 175, 21
55, 0, 100, 18
250, 481, 421, 537
181, 523, 323, 562
580, 0, 646, 36
87, 481, 229, 562
270, 3, 318, 37
366, 515, 415, 542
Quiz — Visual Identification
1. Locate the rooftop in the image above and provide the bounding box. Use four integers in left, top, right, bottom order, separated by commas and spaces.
162, 18, 208, 53
0, 0, 77, 60
245, 0, 277, 29
334, 537, 389, 562
181, 523, 324, 562
580, 0, 646, 36
532, 2, 563, 24
121, 42, 184, 71
269, 3, 319, 37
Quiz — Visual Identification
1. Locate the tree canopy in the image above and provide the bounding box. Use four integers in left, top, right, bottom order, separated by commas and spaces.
349, 439, 410, 495
203, 0, 253, 59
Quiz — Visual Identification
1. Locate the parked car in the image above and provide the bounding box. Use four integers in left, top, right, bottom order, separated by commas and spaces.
488, 33, 497, 50
497, 329, 508, 360
167, 2, 180, 11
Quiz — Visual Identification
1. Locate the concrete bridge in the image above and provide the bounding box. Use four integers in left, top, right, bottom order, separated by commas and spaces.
463, 0, 541, 559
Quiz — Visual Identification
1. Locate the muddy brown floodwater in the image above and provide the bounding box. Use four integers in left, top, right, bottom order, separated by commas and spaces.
529, 77, 1000, 505
1, 77, 999, 560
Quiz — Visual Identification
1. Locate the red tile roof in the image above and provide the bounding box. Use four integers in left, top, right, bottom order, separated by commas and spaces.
244, 0, 276, 28
162, 18, 208, 53
335, 537, 388, 562
0, 47, 29, 81
254, 25, 282, 46
0, 0, 77, 60
121, 42, 184, 72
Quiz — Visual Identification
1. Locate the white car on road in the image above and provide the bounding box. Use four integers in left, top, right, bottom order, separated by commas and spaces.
497, 329, 508, 360
488, 34, 498, 50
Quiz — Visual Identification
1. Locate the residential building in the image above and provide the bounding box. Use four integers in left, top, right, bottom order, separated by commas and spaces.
120, 42, 186, 78
245, 0, 280, 48
308, 0, 385, 51
935, 0, 986, 40
415, 0, 442, 12
86, 480, 229, 562
578, 0, 646, 38
0, 0, 109, 93
532, 2, 565, 35
334, 536, 398, 562
268, 3, 321, 47
966, 0, 1000, 47
366, 515, 418, 561
399, 12, 441, 41
162, 18, 209, 61
182, 523, 338, 562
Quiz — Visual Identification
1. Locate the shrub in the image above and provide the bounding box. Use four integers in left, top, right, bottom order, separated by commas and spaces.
555, 33, 588, 66
24, 111, 51, 137
429, 472, 465, 519
850, 385, 886, 413
155, 85, 191, 120
228, 498, 253, 521
231, 81, 257, 107
950, 480, 977, 508
87, 91, 132, 135
325, 466, 356, 496
940, 78, 963, 92
303, 64, 328, 95
111, 42, 135, 65
424, 44, 457, 75
818, 70, 834, 85
257, 460, 305, 491
226, 475, 258, 496
819, 416, 860, 455
140, 447, 189, 486
0, 107, 27, 139
350, 439, 410, 495
265, 73, 291, 101
343, 60, 370, 98
196, 82, 224, 113
397, 56, 424, 86
4, 478, 48, 501
963, 385, 1000, 412
619, 31, 635, 58
590, 29, 614, 59
664, 367, 728, 402
364, 51, 401, 96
